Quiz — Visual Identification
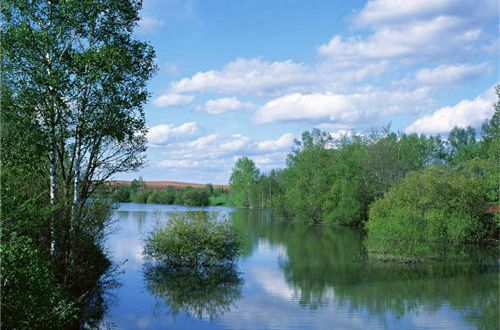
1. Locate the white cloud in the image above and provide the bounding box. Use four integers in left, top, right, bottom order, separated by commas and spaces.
415, 62, 491, 85
354, 0, 497, 27
196, 97, 254, 114
256, 133, 294, 152
170, 58, 311, 97
219, 134, 251, 152
405, 86, 495, 134
254, 89, 431, 125
148, 130, 296, 182
329, 129, 356, 140
153, 93, 194, 107
147, 122, 200, 146
318, 16, 482, 63
184, 133, 219, 149
136, 15, 165, 34
157, 159, 201, 169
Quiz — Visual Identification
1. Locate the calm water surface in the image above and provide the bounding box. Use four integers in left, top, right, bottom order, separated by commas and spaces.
102, 203, 499, 329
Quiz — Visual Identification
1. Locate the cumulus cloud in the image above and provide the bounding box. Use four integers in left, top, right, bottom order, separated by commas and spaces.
136, 15, 165, 34
184, 133, 219, 149
196, 97, 254, 114
256, 133, 295, 152
159, 1, 496, 106
405, 86, 495, 134
153, 93, 194, 107
415, 62, 491, 85
219, 134, 251, 152
148, 129, 297, 182
169, 58, 311, 97
354, 0, 497, 28
318, 16, 482, 63
147, 122, 200, 146
254, 89, 431, 125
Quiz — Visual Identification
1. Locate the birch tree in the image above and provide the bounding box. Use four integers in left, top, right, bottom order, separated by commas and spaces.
2, 0, 155, 257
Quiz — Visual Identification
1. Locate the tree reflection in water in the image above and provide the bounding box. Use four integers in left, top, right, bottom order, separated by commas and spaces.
143, 263, 243, 320
232, 209, 499, 329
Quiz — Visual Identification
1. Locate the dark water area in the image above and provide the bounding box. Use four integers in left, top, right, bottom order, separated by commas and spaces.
100, 203, 499, 329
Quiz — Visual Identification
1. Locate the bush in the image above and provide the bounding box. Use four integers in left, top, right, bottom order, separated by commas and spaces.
1, 235, 77, 328
365, 160, 498, 259
130, 189, 150, 203
111, 185, 130, 202
144, 212, 241, 268
209, 193, 234, 206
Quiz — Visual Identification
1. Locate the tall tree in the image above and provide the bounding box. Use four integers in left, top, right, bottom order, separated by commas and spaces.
2, 0, 156, 256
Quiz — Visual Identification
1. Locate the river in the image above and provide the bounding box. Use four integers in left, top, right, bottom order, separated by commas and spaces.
100, 203, 499, 329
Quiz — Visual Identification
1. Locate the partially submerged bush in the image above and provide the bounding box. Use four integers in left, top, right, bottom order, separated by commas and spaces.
144, 212, 241, 268
365, 160, 498, 259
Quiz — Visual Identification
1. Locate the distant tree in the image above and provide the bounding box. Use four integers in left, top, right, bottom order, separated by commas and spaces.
206, 183, 215, 196
288, 128, 333, 165
447, 126, 479, 163
130, 177, 146, 194
230, 157, 260, 207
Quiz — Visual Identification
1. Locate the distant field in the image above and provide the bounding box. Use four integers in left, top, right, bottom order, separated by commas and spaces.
109, 180, 230, 190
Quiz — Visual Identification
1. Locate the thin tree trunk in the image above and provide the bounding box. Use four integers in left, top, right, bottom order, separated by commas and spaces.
72, 138, 81, 233
49, 125, 58, 256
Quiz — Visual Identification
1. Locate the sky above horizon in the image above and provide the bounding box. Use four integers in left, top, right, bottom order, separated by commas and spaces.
120, 0, 499, 184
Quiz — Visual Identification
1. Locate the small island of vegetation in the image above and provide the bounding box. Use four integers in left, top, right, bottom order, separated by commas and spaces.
144, 212, 241, 268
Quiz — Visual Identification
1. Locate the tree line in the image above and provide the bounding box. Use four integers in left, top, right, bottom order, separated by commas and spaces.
110, 178, 232, 206
230, 87, 499, 254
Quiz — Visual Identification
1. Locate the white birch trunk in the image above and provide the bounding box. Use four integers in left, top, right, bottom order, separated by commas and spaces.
49, 130, 58, 255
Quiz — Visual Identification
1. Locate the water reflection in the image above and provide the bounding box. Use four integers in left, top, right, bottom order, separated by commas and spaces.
105, 204, 499, 329
144, 264, 243, 320
232, 209, 499, 329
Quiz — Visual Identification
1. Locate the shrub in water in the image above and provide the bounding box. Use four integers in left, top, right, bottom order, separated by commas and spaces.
144, 212, 241, 268
365, 160, 497, 260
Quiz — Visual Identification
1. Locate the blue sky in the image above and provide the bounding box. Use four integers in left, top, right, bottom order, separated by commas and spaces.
122, 0, 499, 184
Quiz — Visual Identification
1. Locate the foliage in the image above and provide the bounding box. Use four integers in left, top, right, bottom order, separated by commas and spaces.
144, 212, 242, 268
1, 0, 152, 327
283, 146, 336, 223
230, 130, 444, 225
1, 235, 77, 329
229, 157, 260, 207
365, 160, 498, 258
209, 193, 235, 206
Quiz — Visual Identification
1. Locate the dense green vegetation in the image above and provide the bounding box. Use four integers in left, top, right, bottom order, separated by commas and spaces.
144, 212, 242, 268
1, 0, 154, 327
230, 128, 449, 224
230, 86, 499, 257
110, 178, 233, 206
366, 159, 498, 258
